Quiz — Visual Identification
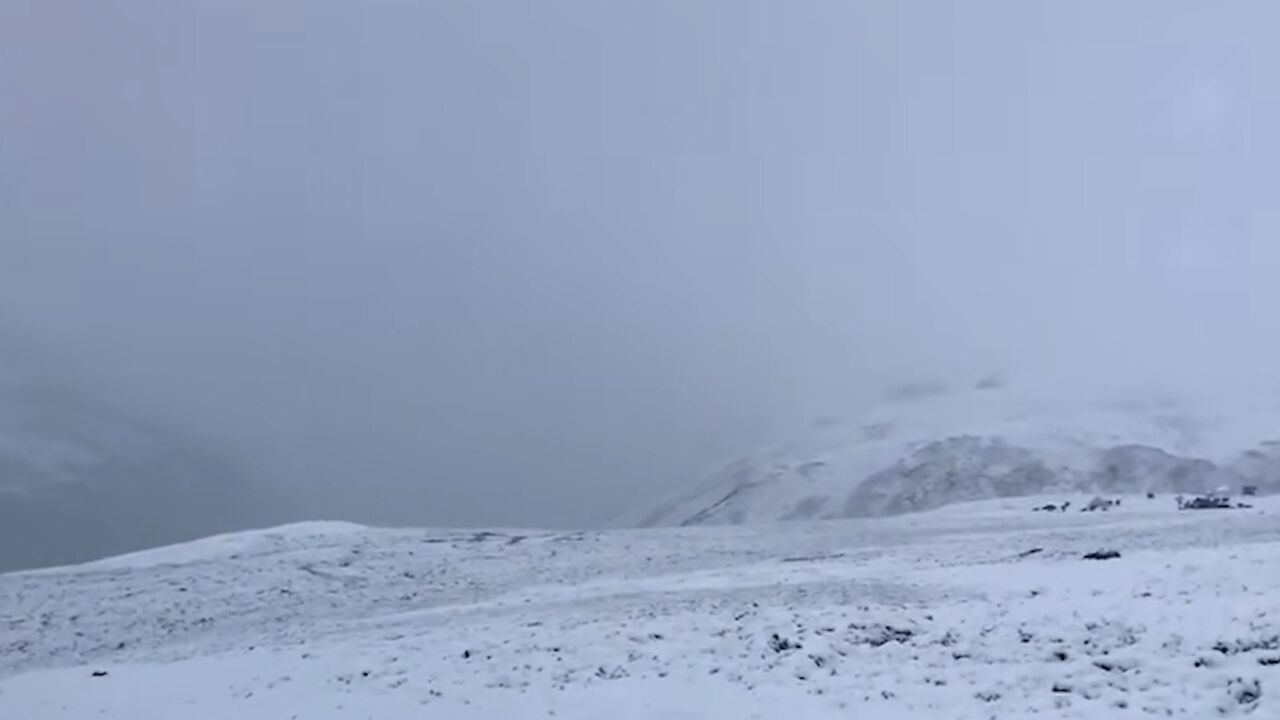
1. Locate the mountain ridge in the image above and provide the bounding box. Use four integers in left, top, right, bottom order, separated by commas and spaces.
632, 384, 1280, 527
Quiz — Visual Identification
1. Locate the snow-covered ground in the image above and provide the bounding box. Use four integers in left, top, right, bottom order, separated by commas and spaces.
2, 494, 1278, 719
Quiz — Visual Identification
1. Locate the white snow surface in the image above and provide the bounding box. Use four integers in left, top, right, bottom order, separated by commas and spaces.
629, 386, 1280, 527
3, 494, 1279, 719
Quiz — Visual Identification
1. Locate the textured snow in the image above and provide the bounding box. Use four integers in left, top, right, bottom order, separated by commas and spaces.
631, 386, 1280, 527
2, 494, 1278, 719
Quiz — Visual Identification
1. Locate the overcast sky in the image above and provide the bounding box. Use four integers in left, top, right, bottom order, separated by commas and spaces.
5, 1, 1280, 528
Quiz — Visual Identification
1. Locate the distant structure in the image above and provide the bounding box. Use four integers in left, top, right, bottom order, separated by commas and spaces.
1243, 485, 1258, 497
1177, 487, 1232, 510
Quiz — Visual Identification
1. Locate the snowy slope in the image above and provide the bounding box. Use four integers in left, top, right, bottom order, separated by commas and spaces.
0, 355, 283, 571
2, 495, 1278, 719
631, 384, 1280, 527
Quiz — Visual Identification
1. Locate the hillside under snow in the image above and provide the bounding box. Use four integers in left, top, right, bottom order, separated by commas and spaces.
632, 384, 1280, 527
2, 494, 1278, 718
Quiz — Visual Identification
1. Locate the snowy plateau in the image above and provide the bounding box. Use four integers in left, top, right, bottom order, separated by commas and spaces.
2, 494, 1279, 719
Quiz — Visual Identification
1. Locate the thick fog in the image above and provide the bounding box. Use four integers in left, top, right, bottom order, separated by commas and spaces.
5, 1, 1280, 533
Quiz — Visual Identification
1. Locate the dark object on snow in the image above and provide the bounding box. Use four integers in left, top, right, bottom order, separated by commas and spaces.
1083, 550, 1121, 561
1178, 495, 1232, 510
1228, 678, 1262, 708
1082, 496, 1118, 512
1146, 492, 1156, 499
848, 623, 915, 647
1018, 547, 1044, 558
768, 633, 801, 653
782, 552, 847, 563
1212, 635, 1280, 656
1061, 501, 1070, 512
1237, 503, 1254, 509
1033, 503, 1058, 512
1243, 485, 1258, 497
91, 670, 108, 678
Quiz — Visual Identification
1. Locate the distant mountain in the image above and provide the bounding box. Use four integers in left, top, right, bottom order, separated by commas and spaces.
0, 354, 285, 572
632, 383, 1280, 527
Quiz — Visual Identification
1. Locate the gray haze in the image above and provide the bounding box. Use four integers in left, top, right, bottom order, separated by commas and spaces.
5, 1, 1280, 530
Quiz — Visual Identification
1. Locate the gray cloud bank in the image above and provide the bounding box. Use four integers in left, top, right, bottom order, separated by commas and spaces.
3, 2, 1280, 559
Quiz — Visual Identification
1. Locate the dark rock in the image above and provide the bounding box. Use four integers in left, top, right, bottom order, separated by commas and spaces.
1083, 550, 1121, 561
1228, 678, 1262, 707
1213, 636, 1280, 655
768, 633, 801, 653
1180, 495, 1232, 510
848, 623, 914, 647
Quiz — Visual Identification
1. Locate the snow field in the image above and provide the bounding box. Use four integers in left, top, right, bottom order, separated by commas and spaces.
2, 494, 1278, 718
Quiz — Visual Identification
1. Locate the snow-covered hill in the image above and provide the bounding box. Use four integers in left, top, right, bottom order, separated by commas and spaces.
0, 354, 283, 572
632, 384, 1280, 527
2, 495, 1278, 718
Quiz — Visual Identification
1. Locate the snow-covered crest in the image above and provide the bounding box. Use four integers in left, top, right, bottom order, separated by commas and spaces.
632, 383, 1280, 527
